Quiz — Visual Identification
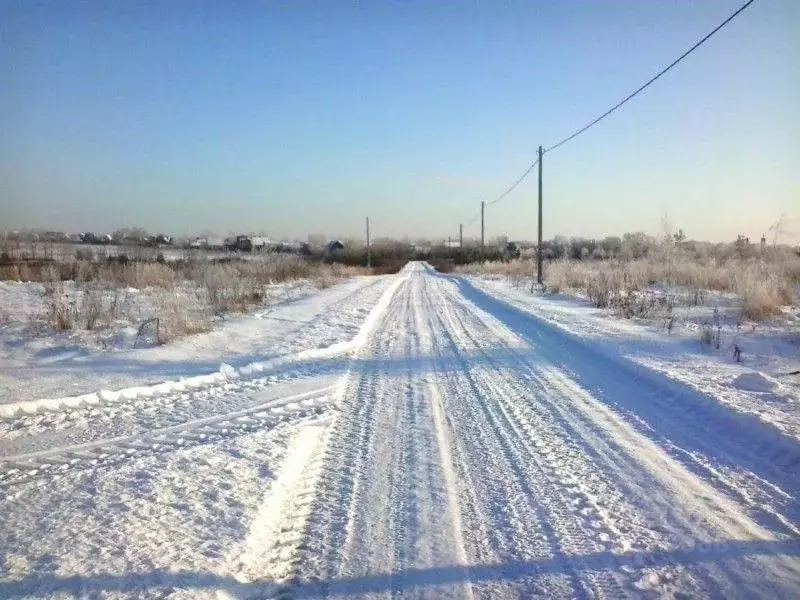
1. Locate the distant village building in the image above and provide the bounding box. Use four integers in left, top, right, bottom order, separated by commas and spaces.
226, 235, 253, 252
324, 240, 345, 255
80, 233, 112, 245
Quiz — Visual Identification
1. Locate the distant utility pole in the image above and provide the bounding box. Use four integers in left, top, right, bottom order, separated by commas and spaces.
366, 216, 371, 268
481, 201, 485, 248
537, 145, 543, 285
459, 223, 463, 249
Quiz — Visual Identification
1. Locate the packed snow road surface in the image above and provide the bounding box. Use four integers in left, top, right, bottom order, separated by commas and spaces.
1, 263, 798, 599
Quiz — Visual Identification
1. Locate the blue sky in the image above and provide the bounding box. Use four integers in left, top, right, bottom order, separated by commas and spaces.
1, 0, 797, 242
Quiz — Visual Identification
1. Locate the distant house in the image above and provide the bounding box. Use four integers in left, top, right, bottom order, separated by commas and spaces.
324, 240, 345, 255
223, 235, 277, 252
250, 236, 271, 251
226, 235, 253, 252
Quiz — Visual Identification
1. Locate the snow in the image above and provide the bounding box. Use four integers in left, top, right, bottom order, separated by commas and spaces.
467, 274, 800, 442
732, 372, 781, 393
1, 263, 799, 598
0, 277, 389, 405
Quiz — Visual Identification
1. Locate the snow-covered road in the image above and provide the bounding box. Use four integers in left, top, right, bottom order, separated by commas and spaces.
1, 263, 798, 598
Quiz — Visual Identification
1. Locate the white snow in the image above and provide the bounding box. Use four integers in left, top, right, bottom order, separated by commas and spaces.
466, 274, 800, 442
1, 263, 799, 599
0, 276, 391, 405
732, 372, 781, 393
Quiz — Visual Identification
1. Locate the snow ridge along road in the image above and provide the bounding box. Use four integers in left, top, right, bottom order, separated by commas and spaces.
1, 263, 798, 599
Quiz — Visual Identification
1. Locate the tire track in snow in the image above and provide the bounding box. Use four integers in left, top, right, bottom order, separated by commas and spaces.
413, 278, 474, 600
290, 274, 411, 595
0, 386, 336, 489
287, 267, 477, 598
423, 279, 595, 598
448, 276, 800, 539
218, 266, 414, 597
435, 282, 666, 598
218, 422, 332, 600
433, 273, 800, 597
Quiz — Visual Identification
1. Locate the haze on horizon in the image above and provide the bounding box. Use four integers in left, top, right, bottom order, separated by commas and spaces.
1, 1, 798, 244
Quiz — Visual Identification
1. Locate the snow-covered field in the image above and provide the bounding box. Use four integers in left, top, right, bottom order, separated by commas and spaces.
1, 263, 798, 598
0, 278, 355, 404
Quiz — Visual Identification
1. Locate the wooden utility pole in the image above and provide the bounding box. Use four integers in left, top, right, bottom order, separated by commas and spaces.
537, 145, 543, 285
481, 201, 485, 248
459, 223, 463, 249
366, 216, 371, 268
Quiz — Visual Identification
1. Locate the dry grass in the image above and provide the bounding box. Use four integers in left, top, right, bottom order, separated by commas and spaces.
17, 255, 372, 340
454, 260, 537, 290
457, 254, 800, 321
151, 291, 213, 343
41, 282, 130, 331
455, 260, 534, 278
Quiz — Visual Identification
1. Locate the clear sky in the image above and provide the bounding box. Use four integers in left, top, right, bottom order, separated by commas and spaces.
1, 0, 798, 243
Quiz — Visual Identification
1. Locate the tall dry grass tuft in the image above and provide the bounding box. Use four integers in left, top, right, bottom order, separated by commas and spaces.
133, 263, 176, 288
40, 281, 129, 331
151, 291, 213, 343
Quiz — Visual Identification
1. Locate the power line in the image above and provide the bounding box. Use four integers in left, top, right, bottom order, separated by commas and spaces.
464, 209, 481, 228
545, 0, 757, 154
485, 158, 540, 206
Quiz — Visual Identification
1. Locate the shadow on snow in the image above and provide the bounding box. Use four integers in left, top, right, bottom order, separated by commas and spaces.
0, 539, 798, 598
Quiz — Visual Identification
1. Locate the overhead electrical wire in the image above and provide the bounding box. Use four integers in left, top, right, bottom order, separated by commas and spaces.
464, 209, 481, 228
460, 0, 757, 225
544, 0, 757, 154
485, 158, 540, 206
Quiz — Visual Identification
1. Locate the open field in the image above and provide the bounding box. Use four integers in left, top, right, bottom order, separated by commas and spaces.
0, 254, 372, 340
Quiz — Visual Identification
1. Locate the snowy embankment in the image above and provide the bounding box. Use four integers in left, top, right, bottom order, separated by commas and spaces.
465, 275, 800, 442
